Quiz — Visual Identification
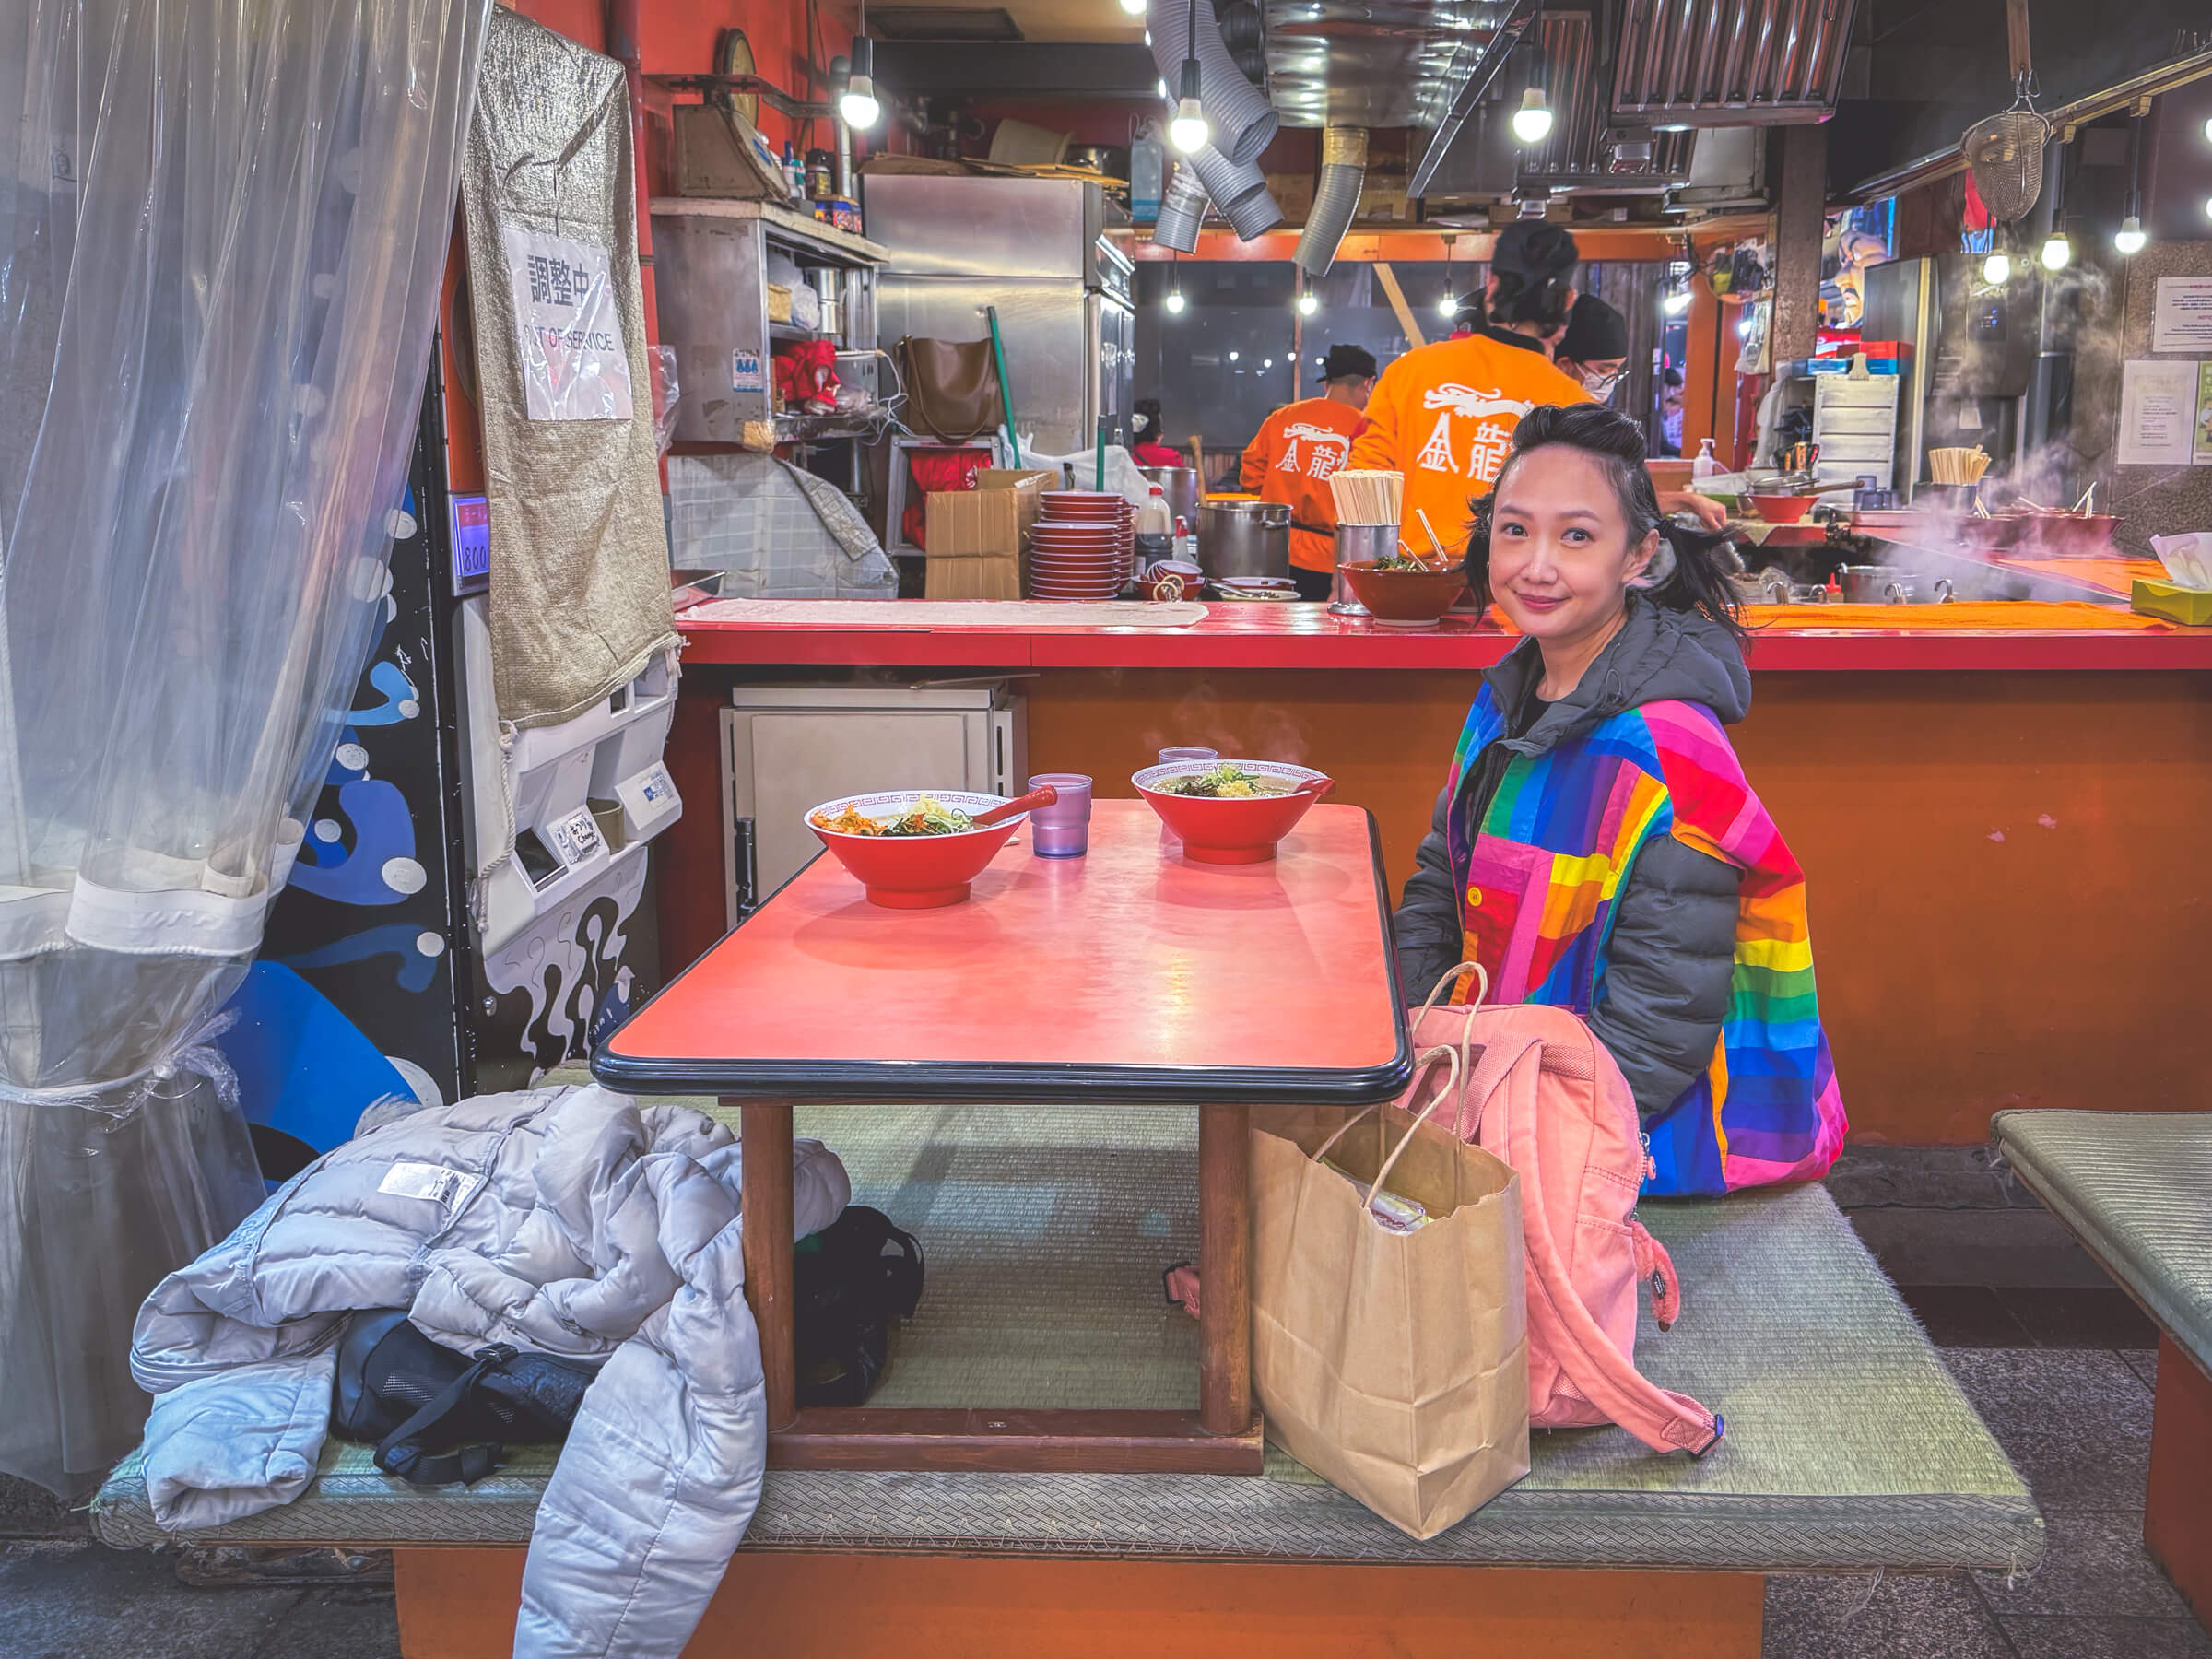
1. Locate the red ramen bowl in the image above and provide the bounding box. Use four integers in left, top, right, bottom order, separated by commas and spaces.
1337, 560, 1467, 628
806, 790, 1029, 908
1747, 492, 1820, 524
1131, 759, 1335, 865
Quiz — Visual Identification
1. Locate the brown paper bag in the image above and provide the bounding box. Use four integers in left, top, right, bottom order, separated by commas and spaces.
1251, 1074, 1530, 1539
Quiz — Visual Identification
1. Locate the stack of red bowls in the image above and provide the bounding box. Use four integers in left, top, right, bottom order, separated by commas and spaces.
1030, 490, 1134, 601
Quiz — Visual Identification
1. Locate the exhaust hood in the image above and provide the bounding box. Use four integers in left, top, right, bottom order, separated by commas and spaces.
1258, 0, 1863, 200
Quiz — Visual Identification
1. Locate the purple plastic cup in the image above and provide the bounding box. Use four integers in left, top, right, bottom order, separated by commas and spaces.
1027, 773, 1093, 858
1158, 746, 1218, 765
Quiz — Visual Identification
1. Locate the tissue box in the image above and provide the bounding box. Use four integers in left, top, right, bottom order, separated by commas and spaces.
2131, 579, 2212, 627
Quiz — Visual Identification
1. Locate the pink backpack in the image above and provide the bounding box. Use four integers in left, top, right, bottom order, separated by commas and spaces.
1403, 964, 1723, 1456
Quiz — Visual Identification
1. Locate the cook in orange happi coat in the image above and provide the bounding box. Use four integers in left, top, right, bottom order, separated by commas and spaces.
1239, 343, 1380, 595
1349, 221, 1726, 558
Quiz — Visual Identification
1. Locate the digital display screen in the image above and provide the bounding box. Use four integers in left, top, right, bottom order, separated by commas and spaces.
450, 494, 489, 596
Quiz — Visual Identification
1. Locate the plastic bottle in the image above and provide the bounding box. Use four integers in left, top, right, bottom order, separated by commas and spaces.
1130, 130, 1165, 224
1692, 436, 1721, 480
782, 143, 805, 206
1136, 486, 1171, 537
1172, 514, 1197, 566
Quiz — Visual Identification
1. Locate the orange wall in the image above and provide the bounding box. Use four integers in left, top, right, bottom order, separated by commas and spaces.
510, 0, 859, 177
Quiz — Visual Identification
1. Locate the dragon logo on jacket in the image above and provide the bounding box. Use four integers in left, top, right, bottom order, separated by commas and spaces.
1417, 384, 1535, 483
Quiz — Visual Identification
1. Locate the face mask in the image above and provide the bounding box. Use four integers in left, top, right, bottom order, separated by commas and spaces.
1574, 367, 1623, 400
1132, 414, 1151, 434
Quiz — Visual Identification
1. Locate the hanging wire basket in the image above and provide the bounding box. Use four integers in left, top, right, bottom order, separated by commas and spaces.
1961, 79, 2049, 225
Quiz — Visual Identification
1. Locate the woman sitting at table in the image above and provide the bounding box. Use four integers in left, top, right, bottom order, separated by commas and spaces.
1392, 404, 1845, 1197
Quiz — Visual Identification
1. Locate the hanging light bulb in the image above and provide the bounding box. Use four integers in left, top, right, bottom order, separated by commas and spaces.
1297, 290, 1319, 316
1120, 0, 1147, 14
1662, 287, 1691, 317
2111, 112, 2149, 258
838, 35, 880, 128
1438, 291, 1458, 318
1983, 248, 2013, 285
1512, 87, 1554, 146
1512, 14, 1551, 146
2040, 229, 2072, 271
1165, 288, 1186, 314
1169, 56, 1209, 153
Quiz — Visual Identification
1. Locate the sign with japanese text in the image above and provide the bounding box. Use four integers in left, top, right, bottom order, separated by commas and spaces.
500, 226, 633, 421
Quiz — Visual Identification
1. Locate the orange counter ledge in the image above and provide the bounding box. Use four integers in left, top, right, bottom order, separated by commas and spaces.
674, 599, 2212, 673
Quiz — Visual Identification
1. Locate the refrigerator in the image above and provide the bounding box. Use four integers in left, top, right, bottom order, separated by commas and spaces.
864, 174, 1134, 457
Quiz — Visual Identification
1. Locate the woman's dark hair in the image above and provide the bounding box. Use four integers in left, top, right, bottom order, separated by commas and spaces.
1487, 220, 1579, 331
1131, 397, 1164, 442
1464, 403, 1747, 647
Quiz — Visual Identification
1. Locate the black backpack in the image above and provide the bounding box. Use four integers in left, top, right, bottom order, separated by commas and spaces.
331, 1205, 924, 1476
331, 1312, 595, 1486
794, 1206, 924, 1407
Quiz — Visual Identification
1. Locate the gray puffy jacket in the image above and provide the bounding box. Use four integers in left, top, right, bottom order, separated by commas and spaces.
1394, 598, 1750, 1123
131, 1084, 851, 1659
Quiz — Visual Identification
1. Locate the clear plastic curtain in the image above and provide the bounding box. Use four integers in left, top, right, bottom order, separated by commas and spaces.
0, 0, 488, 1495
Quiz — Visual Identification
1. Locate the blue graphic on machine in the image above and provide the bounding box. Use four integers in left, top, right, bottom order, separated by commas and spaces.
223, 474, 470, 1162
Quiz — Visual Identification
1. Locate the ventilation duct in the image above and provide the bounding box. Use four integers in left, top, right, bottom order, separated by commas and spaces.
1147, 0, 1277, 165
1611, 0, 1865, 127
1186, 140, 1282, 241
1153, 163, 1210, 253
1294, 126, 1366, 277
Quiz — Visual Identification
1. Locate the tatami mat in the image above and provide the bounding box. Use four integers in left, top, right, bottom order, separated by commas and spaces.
95, 1083, 2044, 1571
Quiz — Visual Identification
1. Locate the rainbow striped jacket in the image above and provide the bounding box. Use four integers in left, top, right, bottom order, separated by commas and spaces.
1441, 680, 1847, 1196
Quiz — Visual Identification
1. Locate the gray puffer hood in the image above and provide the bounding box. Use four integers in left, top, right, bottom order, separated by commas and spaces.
1485, 594, 1750, 756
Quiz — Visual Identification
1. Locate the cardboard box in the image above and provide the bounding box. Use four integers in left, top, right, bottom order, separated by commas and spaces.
1359, 176, 1412, 223
923, 468, 1049, 601
1267, 171, 1316, 224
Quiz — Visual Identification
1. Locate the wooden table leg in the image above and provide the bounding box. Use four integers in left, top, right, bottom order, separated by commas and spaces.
1197, 1100, 1253, 1437
736, 1096, 797, 1431
2146, 1332, 2212, 1630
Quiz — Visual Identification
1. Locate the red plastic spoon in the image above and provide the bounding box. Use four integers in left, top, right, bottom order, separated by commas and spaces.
971, 784, 1059, 829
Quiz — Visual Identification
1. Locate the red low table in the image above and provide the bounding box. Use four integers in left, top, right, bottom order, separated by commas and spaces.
595, 799, 1413, 1475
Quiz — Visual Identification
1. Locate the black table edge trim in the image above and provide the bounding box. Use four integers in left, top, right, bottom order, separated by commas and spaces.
591, 806, 1415, 1106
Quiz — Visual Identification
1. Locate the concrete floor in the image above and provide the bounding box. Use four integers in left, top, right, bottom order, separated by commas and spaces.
2, 1146, 2205, 1659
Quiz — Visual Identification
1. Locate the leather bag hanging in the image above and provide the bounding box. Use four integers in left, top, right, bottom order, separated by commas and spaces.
895, 335, 1004, 443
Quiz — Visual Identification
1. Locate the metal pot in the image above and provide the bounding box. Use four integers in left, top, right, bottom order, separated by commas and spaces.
1139, 465, 1202, 535
1837, 564, 1954, 605
1198, 500, 1290, 582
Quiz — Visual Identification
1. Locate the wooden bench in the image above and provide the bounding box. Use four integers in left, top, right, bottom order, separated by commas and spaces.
1993, 1108, 2212, 1630
91, 1132, 2042, 1659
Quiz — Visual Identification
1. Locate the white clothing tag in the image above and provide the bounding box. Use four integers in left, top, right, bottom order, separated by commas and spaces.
378, 1161, 483, 1207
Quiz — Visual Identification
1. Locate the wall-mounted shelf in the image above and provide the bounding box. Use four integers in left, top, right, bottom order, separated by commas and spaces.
651, 197, 887, 446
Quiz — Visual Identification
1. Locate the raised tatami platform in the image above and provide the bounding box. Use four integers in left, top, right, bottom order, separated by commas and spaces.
95, 1101, 2041, 1576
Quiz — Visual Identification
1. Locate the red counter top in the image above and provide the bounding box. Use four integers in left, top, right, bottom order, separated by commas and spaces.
677, 600, 2212, 673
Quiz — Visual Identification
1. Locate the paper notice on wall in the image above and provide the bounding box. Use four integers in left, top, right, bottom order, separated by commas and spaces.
2118, 359, 2199, 466
501, 225, 634, 421
2153, 277, 2212, 354
2196, 364, 2212, 466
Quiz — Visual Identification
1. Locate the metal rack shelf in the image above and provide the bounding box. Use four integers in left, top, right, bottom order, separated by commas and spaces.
650, 197, 886, 447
